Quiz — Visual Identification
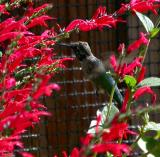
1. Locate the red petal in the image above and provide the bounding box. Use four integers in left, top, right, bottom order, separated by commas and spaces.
92, 143, 130, 156
70, 148, 79, 157
133, 86, 156, 103
127, 32, 148, 54
27, 15, 53, 29
121, 89, 130, 112
109, 55, 117, 71
137, 66, 146, 83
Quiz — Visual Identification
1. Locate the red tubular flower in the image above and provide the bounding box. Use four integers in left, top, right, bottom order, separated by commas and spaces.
0, 1, 73, 156
4, 77, 16, 89
92, 143, 130, 157
118, 43, 125, 54
121, 89, 130, 113
80, 133, 93, 146
127, 32, 148, 54
70, 148, 80, 157
117, 0, 160, 15
65, 6, 121, 32
26, 15, 53, 29
133, 86, 156, 103
21, 152, 35, 157
123, 57, 143, 75
0, 135, 23, 156
102, 123, 132, 141
109, 54, 117, 71
33, 75, 61, 99
25, 3, 52, 17
110, 55, 143, 78
137, 66, 146, 83
44, 83, 61, 96
0, 18, 27, 34
0, 4, 9, 15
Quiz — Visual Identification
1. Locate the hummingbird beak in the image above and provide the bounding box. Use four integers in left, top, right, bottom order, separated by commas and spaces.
56, 42, 75, 48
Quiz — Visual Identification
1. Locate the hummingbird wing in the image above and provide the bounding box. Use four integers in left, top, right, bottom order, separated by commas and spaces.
93, 72, 123, 107
82, 56, 123, 107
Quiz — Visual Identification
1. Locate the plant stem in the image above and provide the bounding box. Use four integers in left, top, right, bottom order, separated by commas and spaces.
130, 125, 145, 150
106, 85, 116, 118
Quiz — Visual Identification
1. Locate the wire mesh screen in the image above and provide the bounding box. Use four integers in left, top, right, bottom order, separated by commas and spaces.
20, 1, 160, 157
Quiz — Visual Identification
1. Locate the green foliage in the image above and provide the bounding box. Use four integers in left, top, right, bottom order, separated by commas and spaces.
88, 104, 119, 134
136, 11, 154, 32
137, 77, 160, 87
138, 137, 160, 157
150, 28, 160, 38
124, 75, 137, 88
0, 51, 2, 57
144, 121, 160, 132
99, 104, 119, 124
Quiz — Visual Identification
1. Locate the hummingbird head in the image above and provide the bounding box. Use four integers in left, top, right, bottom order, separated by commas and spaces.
58, 41, 92, 61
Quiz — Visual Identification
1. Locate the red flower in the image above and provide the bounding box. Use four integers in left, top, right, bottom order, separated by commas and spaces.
118, 43, 125, 54
0, 32, 22, 43
4, 77, 16, 89
110, 55, 143, 78
33, 75, 60, 99
21, 152, 35, 157
137, 66, 146, 83
123, 57, 143, 75
133, 86, 156, 103
117, 0, 160, 15
65, 6, 121, 32
26, 15, 53, 29
44, 83, 61, 96
80, 134, 93, 146
109, 55, 117, 71
0, 4, 9, 15
0, 18, 27, 34
121, 89, 130, 113
102, 123, 132, 141
127, 32, 148, 54
0, 135, 23, 156
70, 148, 80, 157
25, 3, 52, 17
92, 143, 130, 156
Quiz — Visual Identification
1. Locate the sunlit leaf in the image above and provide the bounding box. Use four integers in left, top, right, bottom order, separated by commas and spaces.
144, 121, 160, 132
124, 75, 137, 88
137, 77, 160, 87
150, 28, 160, 38
88, 104, 119, 134
136, 11, 154, 32
138, 137, 160, 157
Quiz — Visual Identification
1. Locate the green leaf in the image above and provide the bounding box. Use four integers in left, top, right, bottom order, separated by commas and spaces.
137, 77, 160, 87
138, 137, 160, 157
150, 28, 160, 38
136, 11, 154, 32
144, 121, 160, 132
124, 75, 137, 88
87, 104, 119, 134
98, 104, 119, 125
0, 51, 2, 57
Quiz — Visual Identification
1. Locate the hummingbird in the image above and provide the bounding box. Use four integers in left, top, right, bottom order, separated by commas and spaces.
58, 41, 123, 107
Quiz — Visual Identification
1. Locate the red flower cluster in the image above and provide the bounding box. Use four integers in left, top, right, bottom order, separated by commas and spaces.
117, 0, 160, 15
65, 6, 122, 32
110, 55, 143, 78
56, 118, 136, 157
0, 0, 72, 156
